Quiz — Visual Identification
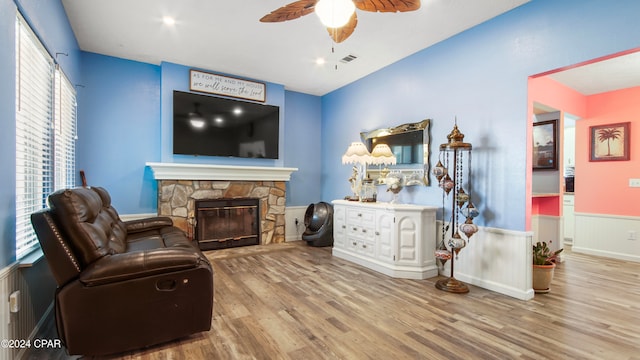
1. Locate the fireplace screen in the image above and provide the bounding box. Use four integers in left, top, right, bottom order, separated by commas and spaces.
195, 198, 260, 250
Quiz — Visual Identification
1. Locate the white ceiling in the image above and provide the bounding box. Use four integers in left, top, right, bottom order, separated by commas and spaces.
61, 0, 530, 96
547, 50, 640, 96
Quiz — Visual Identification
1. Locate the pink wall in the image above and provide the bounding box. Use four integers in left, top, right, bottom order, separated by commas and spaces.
527, 77, 586, 225
577, 86, 640, 216
529, 75, 640, 221
529, 77, 588, 118
532, 196, 561, 216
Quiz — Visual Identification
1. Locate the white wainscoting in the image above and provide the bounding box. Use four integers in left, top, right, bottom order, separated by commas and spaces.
573, 212, 640, 262
0, 263, 17, 360
0, 262, 51, 360
285, 206, 307, 242
531, 214, 563, 261
531, 215, 562, 249
438, 222, 535, 300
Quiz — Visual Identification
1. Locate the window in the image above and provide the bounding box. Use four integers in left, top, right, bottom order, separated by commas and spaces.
15, 14, 77, 259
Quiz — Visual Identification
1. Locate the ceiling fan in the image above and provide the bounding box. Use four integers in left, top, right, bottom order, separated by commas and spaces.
260, 0, 421, 43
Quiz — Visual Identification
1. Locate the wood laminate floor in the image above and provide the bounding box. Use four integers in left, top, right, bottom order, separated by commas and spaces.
27, 242, 640, 359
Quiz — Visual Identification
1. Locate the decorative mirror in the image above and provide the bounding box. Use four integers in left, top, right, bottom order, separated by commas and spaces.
360, 119, 431, 185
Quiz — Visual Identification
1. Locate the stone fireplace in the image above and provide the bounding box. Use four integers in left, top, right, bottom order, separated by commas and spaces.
158, 180, 286, 245
147, 162, 298, 248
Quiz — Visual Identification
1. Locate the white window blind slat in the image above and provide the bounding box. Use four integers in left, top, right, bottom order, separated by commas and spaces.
15, 13, 76, 259
54, 67, 77, 191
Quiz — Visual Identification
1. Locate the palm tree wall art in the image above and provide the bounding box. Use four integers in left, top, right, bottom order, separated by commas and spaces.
590, 122, 630, 161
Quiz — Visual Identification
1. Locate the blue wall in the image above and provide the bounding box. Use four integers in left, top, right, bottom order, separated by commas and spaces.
0, 0, 80, 267
321, 0, 640, 231
77, 53, 161, 214
284, 91, 323, 206
0, 0, 18, 268
76, 58, 322, 211
3, 0, 640, 268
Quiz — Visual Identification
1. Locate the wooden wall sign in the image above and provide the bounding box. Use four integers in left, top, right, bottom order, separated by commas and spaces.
190, 69, 266, 102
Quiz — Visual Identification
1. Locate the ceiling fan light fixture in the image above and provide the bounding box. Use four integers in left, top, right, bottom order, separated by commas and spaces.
315, 0, 355, 28
189, 102, 206, 128
189, 118, 205, 128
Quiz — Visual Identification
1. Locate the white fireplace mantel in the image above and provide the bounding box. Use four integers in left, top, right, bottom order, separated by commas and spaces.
146, 162, 298, 181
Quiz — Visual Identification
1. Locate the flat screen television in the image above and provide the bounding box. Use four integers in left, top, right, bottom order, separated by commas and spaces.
173, 90, 279, 159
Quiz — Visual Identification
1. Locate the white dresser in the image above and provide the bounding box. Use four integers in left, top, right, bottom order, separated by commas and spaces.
331, 200, 438, 279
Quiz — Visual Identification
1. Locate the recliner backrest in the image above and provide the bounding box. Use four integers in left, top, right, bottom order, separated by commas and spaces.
47, 187, 127, 267
31, 209, 82, 286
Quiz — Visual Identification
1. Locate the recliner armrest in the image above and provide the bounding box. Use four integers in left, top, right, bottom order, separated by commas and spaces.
79, 248, 205, 287
124, 217, 174, 234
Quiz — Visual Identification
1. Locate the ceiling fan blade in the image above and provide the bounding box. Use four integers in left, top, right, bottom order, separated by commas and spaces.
354, 0, 420, 13
327, 12, 358, 43
260, 0, 318, 22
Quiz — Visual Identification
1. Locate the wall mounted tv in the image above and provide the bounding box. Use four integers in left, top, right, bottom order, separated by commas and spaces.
173, 90, 279, 159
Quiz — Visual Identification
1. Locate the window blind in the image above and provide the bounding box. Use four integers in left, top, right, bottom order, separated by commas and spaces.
54, 66, 77, 191
15, 13, 77, 259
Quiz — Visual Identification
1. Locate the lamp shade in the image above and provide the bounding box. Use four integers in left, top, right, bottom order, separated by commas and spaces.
315, 0, 356, 28
370, 144, 397, 165
342, 142, 371, 165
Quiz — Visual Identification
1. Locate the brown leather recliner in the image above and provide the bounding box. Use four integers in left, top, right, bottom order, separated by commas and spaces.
30, 186, 213, 356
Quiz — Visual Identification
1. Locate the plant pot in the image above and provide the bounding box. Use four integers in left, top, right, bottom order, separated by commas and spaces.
532, 263, 556, 294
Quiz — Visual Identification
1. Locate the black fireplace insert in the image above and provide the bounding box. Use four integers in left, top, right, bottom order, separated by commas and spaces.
195, 198, 260, 250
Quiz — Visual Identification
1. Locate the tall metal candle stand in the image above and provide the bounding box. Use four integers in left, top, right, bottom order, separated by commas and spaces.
433, 122, 479, 293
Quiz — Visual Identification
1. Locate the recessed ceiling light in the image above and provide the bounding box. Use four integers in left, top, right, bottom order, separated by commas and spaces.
162, 16, 176, 26
316, 57, 326, 65
233, 107, 243, 115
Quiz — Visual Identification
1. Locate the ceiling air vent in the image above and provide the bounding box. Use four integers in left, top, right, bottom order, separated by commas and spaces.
340, 54, 358, 63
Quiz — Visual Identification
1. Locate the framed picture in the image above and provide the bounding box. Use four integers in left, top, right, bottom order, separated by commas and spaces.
590, 122, 630, 161
533, 120, 558, 170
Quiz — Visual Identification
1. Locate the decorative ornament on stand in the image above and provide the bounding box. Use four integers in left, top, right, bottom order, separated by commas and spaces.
385, 171, 404, 203
433, 120, 478, 294
342, 142, 372, 201
439, 174, 454, 195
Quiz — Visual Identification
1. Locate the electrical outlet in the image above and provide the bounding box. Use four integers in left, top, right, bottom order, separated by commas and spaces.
628, 231, 637, 240
629, 178, 640, 187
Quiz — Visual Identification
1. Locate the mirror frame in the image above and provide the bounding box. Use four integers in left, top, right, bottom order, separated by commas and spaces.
360, 119, 431, 186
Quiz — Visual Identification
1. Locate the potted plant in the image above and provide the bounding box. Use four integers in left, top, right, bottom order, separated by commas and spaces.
532, 241, 563, 294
